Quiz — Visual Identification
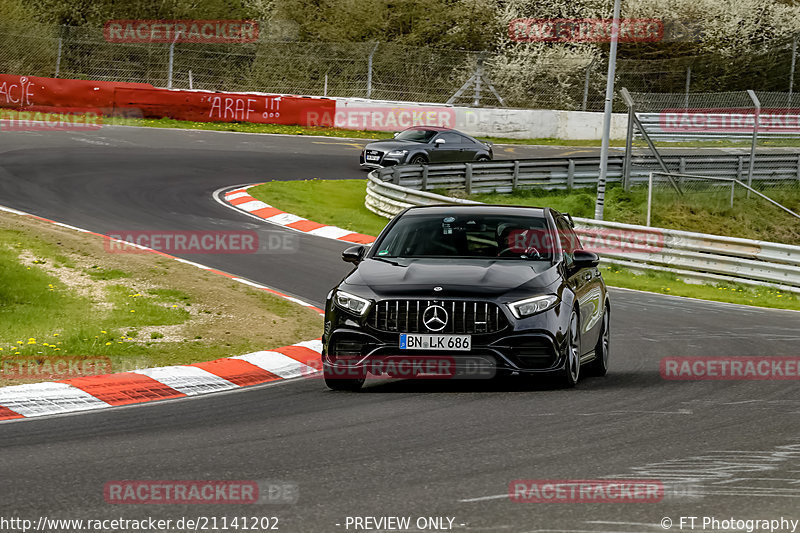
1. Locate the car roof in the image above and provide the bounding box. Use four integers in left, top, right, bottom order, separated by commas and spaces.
403, 204, 551, 219
403, 126, 452, 132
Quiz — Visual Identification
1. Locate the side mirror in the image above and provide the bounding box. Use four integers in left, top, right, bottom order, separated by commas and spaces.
342, 245, 365, 264
392, 132, 399, 138
572, 249, 600, 269
434, 138, 445, 145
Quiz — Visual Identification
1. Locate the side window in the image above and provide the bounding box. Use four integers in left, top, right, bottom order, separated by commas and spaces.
458, 134, 477, 144
555, 217, 581, 268
440, 132, 462, 144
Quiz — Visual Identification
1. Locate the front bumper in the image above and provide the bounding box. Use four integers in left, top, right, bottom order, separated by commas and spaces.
360, 151, 406, 169
322, 303, 570, 379
324, 328, 565, 374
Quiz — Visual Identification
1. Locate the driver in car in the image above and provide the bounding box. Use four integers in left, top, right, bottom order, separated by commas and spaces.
496, 224, 542, 259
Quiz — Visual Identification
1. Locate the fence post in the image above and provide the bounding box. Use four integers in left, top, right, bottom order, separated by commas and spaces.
746, 89, 761, 196
366, 42, 379, 99
620, 87, 635, 191
421, 165, 429, 190
789, 34, 797, 107
392, 166, 401, 185
473, 55, 484, 107
188, 70, 193, 90
324, 73, 328, 97
581, 61, 592, 111
684, 66, 691, 109
737, 155, 743, 181
730, 181, 735, 208
796, 154, 800, 183
167, 39, 176, 89
567, 159, 575, 191
512, 161, 520, 190
55, 36, 63, 78
646, 172, 653, 227
465, 163, 473, 195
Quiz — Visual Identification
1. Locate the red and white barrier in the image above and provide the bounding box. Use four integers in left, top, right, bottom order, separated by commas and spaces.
0, 74, 335, 127
0, 73, 627, 139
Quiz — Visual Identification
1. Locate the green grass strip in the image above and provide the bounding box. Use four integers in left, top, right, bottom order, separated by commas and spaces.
247, 179, 800, 311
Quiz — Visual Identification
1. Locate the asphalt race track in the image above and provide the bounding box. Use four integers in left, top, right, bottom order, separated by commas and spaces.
1, 126, 799, 533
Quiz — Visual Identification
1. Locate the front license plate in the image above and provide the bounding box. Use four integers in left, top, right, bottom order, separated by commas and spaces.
366, 154, 380, 162
399, 334, 471, 351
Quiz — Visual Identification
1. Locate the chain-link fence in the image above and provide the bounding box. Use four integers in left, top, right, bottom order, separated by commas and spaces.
2, 21, 800, 111
621, 89, 800, 236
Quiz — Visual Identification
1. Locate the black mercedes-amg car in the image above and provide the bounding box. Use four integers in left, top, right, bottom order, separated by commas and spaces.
360, 126, 493, 169
321, 205, 610, 391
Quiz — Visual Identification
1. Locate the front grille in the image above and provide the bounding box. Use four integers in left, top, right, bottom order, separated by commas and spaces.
370, 300, 508, 334
364, 149, 383, 163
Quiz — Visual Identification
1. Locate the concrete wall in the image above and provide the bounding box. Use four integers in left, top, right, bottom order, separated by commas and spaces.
334, 97, 628, 140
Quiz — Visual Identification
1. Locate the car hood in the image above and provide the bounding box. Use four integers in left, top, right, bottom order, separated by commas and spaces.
364, 140, 425, 151
343, 258, 559, 299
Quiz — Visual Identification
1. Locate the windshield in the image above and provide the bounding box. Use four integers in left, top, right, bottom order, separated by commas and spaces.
373, 213, 554, 261
394, 128, 438, 142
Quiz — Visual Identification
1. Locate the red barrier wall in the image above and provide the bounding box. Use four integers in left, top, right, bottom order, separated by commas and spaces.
114, 87, 335, 125
0, 74, 152, 112
0, 74, 335, 127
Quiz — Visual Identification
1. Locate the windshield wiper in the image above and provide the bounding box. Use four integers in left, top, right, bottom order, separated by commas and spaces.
372, 256, 403, 266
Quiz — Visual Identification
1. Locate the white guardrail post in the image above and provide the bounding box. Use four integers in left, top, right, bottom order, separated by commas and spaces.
365, 171, 800, 294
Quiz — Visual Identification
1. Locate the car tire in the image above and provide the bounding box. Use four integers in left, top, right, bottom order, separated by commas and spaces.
323, 363, 366, 391
558, 310, 581, 388
409, 154, 427, 165
585, 305, 610, 377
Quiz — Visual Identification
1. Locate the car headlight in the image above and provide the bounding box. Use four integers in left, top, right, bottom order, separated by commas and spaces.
334, 290, 371, 316
386, 150, 408, 157
506, 294, 559, 319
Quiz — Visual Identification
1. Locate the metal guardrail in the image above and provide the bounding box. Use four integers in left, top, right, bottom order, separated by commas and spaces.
637, 112, 800, 141
365, 173, 800, 294
376, 154, 800, 193
365, 175, 480, 218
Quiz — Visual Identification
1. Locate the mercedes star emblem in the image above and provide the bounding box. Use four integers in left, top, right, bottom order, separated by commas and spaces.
422, 305, 448, 332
